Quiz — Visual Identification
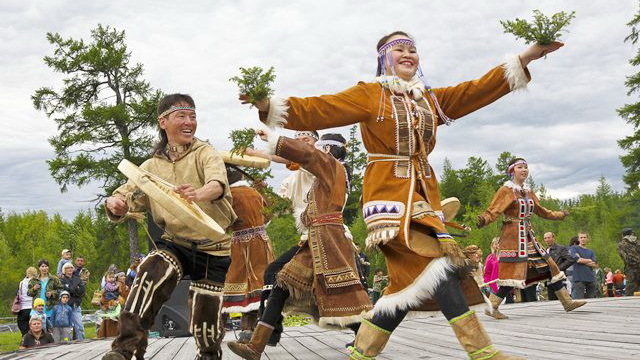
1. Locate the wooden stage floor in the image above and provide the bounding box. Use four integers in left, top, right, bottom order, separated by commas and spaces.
2, 296, 639, 360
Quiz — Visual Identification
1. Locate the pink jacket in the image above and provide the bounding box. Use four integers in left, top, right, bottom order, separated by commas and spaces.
605, 271, 614, 285
483, 253, 500, 293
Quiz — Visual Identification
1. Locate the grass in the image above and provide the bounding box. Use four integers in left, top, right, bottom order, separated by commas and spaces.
0, 324, 97, 353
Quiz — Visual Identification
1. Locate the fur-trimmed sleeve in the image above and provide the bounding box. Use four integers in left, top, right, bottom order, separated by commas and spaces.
478, 187, 514, 227
432, 55, 531, 123
259, 82, 373, 130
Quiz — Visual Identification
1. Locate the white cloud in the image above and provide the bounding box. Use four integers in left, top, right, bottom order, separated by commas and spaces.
0, 0, 637, 219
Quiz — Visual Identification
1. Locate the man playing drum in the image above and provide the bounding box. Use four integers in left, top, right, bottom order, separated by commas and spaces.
103, 94, 236, 360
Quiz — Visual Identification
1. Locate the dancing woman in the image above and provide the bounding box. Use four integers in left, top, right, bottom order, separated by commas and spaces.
241, 30, 561, 359
477, 157, 585, 319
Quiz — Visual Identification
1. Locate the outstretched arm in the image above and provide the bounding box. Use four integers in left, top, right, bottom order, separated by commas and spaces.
477, 187, 513, 227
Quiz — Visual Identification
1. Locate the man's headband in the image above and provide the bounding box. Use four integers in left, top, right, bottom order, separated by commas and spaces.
158, 106, 196, 119
507, 160, 527, 174
315, 140, 346, 149
378, 38, 415, 55
295, 131, 319, 141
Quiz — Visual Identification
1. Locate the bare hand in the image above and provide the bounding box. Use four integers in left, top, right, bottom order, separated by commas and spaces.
175, 184, 198, 203
243, 148, 260, 156
519, 41, 564, 67
106, 196, 128, 216
34, 283, 41, 290
255, 129, 268, 142
238, 94, 270, 112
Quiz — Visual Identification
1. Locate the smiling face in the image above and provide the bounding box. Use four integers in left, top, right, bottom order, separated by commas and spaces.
159, 102, 197, 145
511, 162, 529, 184
39, 263, 49, 276
384, 35, 419, 81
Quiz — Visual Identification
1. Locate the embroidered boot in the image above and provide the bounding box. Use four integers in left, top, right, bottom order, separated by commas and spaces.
484, 293, 509, 319
554, 287, 586, 312
227, 322, 274, 360
450, 311, 526, 360
348, 319, 391, 360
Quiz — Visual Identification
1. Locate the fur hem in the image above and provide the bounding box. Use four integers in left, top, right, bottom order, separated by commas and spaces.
370, 257, 453, 317
318, 311, 367, 328
549, 271, 566, 284
502, 54, 528, 91
262, 127, 281, 155
221, 301, 261, 314
266, 97, 289, 127
497, 279, 527, 289
275, 277, 314, 304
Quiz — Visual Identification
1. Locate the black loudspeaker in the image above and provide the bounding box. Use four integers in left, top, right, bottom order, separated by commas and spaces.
151, 278, 191, 337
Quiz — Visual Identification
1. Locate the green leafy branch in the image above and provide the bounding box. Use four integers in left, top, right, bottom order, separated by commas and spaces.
229, 128, 257, 156
500, 10, 576, 45
229, 66, 276, 104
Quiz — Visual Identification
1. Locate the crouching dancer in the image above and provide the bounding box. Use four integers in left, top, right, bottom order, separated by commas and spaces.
227, 131, 373, 359
103, 94, 236, 360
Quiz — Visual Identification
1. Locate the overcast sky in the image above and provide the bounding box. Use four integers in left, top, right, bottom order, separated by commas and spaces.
0, 0, 637, 220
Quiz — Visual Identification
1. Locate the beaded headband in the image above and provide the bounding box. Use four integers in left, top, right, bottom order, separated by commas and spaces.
377, 38, 415, 54
507, 160, 528, 174
315, 140, 346, 149
158, 106, 196, 119
295, 131, 319, 141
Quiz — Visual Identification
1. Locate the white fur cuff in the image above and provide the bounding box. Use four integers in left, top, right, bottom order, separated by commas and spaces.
266, 97, 289, 127
261, 127, 281, 155
502, 54, 528, 91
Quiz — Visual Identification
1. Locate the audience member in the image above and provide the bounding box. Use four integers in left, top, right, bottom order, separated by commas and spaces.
96, 271, 123, 338
371, 269, 388, 305
60, 262, 86, 340
19, 316, 55, 349
483, 237, 501, 295
29, 298, 51, 333
27, 259, 63, 318
618, 228, 640, 296
125, 254, 143, 287
543, 232, 576, 300
72, 256, 91, 284
56, 249, 72, 276
16, 266, 37, 335
50, 291, 74, 342
613, 269, 626, 296
569, 232, 598, 299
566, 236, 580, 296
605, 268, 614, 297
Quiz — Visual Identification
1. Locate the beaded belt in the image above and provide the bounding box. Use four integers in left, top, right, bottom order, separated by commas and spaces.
309, 212, 343, 227
232, 225, 266, 242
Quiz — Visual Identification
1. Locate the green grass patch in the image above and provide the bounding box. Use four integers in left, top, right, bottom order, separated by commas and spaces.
282, 315, 311, 327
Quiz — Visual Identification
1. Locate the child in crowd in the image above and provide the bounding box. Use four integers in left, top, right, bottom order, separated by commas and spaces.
57, 249, 72, 276
30, 298, 52, 333
50, 291, 74, 342
102, 272, 120, 306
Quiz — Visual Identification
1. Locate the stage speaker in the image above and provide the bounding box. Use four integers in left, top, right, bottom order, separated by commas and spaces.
151, 278, 191, 337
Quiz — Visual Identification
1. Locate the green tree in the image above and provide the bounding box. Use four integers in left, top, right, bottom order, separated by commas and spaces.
618, 7, 640, 191
344, 125, 368, 225
32, 24, 163, 259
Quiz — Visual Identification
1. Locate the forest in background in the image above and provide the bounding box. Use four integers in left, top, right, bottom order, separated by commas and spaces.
1, 148, 637, 316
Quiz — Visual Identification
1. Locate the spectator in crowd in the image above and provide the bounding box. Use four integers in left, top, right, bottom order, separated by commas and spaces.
115, 271, 130, 300
605, 268, 614, 297
594, 266, 605, 298
618, 228, 640, 296
354, 244, 371, 289
125, 254, 144, 287
463, 245, 486, 294
371, 269, 388, 305
57, 249, 72, 276
613, 269, 626, 296
96, 271, 124, 338
483, 237, 501, 295
16, 266, 37, 335
73, 256, 91, 284
543, 232, 577, 300
566, 236, 580, 295
569, 232, 598, 299
60, 262, 86, 340
19, 316, 55, 349
29, 298, 51, 333
28, 259, 63, 318
50, 291, 74, 342
100, 264, 118, 288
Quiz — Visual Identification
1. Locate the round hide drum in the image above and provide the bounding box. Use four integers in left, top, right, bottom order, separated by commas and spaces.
117, 159, 225, 241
